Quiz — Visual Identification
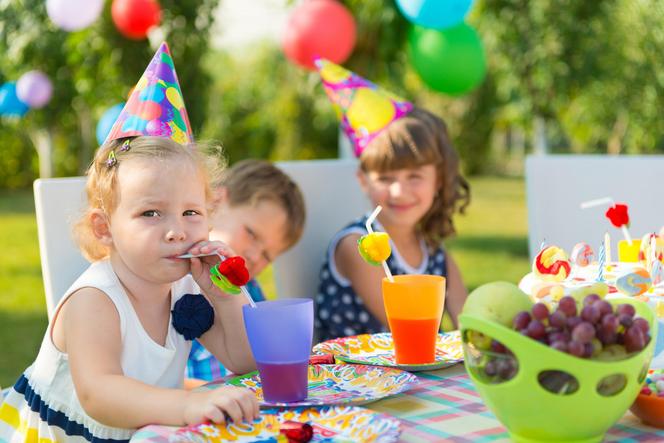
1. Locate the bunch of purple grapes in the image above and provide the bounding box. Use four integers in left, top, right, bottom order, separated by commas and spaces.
512, 294, 651, 359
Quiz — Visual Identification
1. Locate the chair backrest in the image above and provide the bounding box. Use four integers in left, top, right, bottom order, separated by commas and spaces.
34, 177, 89, 319
525, 155, 664, 261
272, 159, 370, 299
33, 159, 369, 316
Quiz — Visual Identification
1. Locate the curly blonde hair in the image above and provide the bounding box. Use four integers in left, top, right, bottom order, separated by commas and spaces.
73, 136, 225, 262
359, 107, 470, 249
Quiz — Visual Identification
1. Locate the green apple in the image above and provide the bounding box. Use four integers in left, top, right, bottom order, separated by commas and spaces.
463, 281, 534, 327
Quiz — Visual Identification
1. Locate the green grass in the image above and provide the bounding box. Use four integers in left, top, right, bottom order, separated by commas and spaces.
0, 176, 529, 388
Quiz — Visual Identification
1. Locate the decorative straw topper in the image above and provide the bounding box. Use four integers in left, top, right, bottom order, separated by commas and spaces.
105, 41, 194, 145
580, 197, 632, 245
314, 58, 413, 157
178, 252, 256, 308
358, 206, 394, 282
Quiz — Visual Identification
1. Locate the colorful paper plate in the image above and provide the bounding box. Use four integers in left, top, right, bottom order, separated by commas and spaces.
205, 364, 416, 408
169, 405, 401, 442
312, 331, 464, 371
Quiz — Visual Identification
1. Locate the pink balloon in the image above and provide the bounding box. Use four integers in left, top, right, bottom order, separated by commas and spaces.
282, 0, 356, 70
46, 0, 104, 32
16, 71, 53, 108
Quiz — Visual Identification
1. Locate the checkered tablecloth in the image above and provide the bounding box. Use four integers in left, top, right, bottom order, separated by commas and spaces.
372, 365, 664, 442
131, 364, 664, 442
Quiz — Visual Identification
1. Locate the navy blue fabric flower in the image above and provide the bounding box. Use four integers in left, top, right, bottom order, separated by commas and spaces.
172, 294, 214, 340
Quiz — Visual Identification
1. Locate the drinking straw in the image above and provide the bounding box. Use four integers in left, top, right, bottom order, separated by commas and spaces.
366, 205, 394, 283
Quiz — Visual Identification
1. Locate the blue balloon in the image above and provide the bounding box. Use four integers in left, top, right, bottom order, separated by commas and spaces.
96, 103, 125, 145
396, 0, 473, 30
0, 82, 30, 117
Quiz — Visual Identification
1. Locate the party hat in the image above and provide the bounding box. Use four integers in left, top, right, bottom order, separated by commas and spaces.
315, 58, 413, 157
105, 42, 193, 145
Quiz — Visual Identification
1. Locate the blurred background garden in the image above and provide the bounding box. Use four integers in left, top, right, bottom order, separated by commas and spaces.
1, 0, 663, 387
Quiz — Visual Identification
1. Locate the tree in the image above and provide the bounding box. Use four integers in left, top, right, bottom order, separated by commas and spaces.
0, 0, 219, 187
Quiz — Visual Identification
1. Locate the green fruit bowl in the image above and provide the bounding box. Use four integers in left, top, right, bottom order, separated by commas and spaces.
459, 298, 656, 443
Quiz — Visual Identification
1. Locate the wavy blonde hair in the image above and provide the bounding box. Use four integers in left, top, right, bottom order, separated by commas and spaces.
73, 136, 225, 262
359, 107, 470, 249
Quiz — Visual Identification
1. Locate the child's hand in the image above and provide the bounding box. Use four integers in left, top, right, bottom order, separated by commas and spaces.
183, 385, 260, 426
187, 240, 237, 297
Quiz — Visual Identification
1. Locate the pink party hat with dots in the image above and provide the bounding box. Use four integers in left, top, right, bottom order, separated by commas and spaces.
315, 58, 413, 157
105, 42, 193, 145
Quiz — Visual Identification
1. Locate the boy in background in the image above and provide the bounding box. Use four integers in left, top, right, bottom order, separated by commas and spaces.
186, 159, 306, 385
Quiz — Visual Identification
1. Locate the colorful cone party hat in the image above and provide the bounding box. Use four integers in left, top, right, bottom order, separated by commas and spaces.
105, 42, 193, 145
315, 58, 413, 157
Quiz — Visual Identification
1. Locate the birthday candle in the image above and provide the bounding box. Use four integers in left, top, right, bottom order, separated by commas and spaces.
604, 232, 612, 264
597, 243, 605, 282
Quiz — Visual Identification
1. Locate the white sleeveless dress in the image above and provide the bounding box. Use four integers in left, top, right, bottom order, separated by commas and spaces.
0, 260, 195, 442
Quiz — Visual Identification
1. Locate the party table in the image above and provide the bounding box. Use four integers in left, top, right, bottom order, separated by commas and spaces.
130, 364, 664, 442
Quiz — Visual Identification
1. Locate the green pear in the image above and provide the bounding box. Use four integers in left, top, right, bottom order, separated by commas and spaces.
463, 281, 534, 327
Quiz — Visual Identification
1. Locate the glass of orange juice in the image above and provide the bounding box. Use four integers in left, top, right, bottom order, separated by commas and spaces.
382, 275, 446, 364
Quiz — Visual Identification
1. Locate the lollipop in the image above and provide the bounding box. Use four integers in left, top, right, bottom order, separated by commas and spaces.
639, 233, 664, 270
533, 246, 571, 282
652, 260, 664, 286
615, 267, 652, 296
570, 242, 594, 267
357, 206, 394, 282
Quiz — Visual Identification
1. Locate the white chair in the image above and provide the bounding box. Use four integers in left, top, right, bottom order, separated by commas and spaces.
33, 159, 369, 317
272, 159, 370, 299
34, 177, 89, 319
525, 155, 664, 260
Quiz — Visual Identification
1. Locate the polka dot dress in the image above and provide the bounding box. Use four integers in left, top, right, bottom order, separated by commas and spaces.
315, 215, 448, 341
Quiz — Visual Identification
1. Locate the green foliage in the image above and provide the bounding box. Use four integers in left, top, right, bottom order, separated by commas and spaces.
2, 0, 664, 186
0, 0, 220, 187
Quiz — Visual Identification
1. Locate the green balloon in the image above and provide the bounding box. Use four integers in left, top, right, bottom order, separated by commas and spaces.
408, 23, 486, 96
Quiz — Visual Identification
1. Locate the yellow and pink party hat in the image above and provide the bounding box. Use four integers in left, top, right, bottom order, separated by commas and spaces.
315, 58, 413, 157
105, 42, 193, 145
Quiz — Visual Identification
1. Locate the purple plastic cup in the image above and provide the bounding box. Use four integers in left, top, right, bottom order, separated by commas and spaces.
242, 299, 313, 403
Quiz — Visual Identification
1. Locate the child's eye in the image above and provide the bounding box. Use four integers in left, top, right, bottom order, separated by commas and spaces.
142, 210, 160, 217
377, 175, 393, 184
183, 210, 201, 216
245, 226, 257, 239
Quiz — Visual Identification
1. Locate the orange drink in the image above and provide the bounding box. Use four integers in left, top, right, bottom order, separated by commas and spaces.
618, 239, 641, 263
382, 275, 446, 364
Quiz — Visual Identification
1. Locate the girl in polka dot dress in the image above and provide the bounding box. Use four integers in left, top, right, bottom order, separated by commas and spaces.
315, 111, 471, 340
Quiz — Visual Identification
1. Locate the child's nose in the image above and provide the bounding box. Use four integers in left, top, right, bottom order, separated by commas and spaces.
165, 226, 186, 242
389, 181, 404, 197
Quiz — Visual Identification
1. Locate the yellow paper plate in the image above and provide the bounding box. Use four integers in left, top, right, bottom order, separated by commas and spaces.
313, 331, 463, 371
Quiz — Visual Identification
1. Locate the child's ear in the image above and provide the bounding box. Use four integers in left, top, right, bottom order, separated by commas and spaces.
90, 209, 113, 246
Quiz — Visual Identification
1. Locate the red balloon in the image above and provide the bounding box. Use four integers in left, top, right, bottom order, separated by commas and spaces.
282, 0, 356, 70
111, 0, 161, 40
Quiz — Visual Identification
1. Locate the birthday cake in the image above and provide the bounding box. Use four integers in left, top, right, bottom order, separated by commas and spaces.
519, 234, 664, 308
